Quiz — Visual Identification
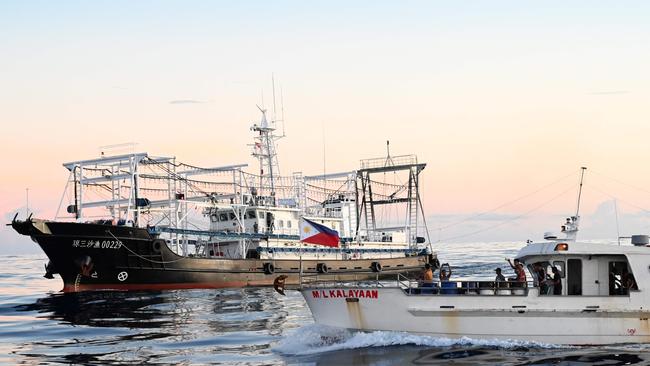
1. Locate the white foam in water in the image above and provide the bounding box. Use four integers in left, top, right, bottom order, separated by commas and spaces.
274, 324, 563, 356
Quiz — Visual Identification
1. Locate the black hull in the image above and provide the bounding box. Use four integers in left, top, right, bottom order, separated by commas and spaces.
12, 219, 432, 292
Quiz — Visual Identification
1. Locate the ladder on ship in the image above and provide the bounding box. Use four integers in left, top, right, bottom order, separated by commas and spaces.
407, 167, 419, 246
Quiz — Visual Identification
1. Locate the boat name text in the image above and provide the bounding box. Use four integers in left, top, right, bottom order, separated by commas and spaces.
311, 289, 378, 299
72, 239, 123, 249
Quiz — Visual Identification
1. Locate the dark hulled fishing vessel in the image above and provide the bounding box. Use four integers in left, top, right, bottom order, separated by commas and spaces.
11, 109, 435, 292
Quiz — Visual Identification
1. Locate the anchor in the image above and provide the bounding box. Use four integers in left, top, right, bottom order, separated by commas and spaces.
43, 261, 57, 279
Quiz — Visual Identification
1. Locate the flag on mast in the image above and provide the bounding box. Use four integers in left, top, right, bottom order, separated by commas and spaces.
299, 218, 340, 247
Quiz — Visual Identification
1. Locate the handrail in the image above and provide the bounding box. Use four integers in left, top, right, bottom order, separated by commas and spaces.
299, 272, 540, 297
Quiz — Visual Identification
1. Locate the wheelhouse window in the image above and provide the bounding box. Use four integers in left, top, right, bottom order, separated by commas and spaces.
609, 261, 637, 295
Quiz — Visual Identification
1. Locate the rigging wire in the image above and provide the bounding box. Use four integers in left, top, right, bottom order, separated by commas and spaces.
589, 169, 650, 197
585, 184, 650, 215
437, 184, 576, 243
436, 170, 577, 231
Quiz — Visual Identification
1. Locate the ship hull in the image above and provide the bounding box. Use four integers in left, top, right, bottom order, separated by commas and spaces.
301, 286, 650, 345
12, 219, 429, 292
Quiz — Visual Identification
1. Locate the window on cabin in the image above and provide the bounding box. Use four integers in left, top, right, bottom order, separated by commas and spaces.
278, 220, 284, 228
229, 213, 236, 220
287, 221, 292, 228
246, 211, 256, 219
608, 261, 636, 295
219, 213, 228, 221
567, 259, 582, 295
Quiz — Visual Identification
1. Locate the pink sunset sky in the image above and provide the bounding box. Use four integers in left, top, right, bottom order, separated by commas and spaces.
2, 1, 650, 253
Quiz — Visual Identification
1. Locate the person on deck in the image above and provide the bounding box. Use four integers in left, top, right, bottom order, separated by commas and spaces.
622, 271, 637, 292
494, 267, 506, 287
551, 266, 562, 295
421, 263, 434, 287
506, 258, 526, 287
533, 262, 548, 294
439, 263, 452, 282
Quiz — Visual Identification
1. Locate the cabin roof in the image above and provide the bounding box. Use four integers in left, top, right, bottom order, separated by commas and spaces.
516, 241, 650, 260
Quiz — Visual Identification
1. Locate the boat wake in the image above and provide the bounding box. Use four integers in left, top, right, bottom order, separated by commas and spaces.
273, 324, 563, 355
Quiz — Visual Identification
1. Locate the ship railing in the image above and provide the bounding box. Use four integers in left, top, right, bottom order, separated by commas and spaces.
397, 275, 534, 296
360, 155, 418, 170
298, 272, 386, 288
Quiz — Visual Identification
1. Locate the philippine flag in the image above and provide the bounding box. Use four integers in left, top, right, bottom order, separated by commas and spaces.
299, 218, 340, 247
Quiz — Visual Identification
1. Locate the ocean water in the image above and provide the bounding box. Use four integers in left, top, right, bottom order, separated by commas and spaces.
2, 242, 650, 365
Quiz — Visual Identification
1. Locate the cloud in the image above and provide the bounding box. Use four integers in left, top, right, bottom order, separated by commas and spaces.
169, 99, 207, 104
581, 200, 650, 240
588, 90, 630, 95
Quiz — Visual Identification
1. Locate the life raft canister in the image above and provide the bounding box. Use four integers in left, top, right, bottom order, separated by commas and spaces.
317, 262, 328, 274
263, 262, 275, 275
370, 261, 382, 272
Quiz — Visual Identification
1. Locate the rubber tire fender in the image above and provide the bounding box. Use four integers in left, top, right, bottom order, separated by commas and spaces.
317, 262, 328, 274
370, 261, 382, 273
263, 262, 275, 275
152, 239, 164, 253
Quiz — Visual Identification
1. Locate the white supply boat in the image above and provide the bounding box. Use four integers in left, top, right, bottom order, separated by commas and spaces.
292, 170, 650, 345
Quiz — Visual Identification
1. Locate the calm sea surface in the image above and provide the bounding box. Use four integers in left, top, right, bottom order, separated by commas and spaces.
2, 242, 650, 365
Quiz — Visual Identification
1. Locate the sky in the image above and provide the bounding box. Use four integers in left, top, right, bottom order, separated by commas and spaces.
2, 1, 650, 253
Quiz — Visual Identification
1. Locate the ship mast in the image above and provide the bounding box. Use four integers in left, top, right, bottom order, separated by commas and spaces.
561, 167, 587, 241
575, 167, 587, 218
250, 106, 282, 201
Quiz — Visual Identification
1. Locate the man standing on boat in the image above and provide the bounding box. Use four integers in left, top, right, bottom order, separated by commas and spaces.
494, 267, 506, 282
422, 263, 433, 281
550, 266, 562, 295
506, 258, 526, 285
532, 263, 548, 294
439, 263, 452, 282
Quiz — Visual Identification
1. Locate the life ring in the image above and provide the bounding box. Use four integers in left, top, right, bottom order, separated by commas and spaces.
263, 262, 275, 275
317, 263, 328, 274
370, 261, 382, 273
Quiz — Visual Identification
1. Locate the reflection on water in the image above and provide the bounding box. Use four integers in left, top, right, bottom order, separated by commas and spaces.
4, 287, 309, 364
0, 255, 312, 364
3, 250, 650, 365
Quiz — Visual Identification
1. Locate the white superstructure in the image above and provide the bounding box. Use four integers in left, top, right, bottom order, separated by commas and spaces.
55, 108, 432, 263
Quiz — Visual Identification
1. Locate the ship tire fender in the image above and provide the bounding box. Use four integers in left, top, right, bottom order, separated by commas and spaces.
317, 262, 328, 274
263, 262, 275, 275
371, 261, 382, 273
152, 239, 163, 253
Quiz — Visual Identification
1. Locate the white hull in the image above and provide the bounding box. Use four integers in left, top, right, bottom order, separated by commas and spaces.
301, 287, 650, 345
